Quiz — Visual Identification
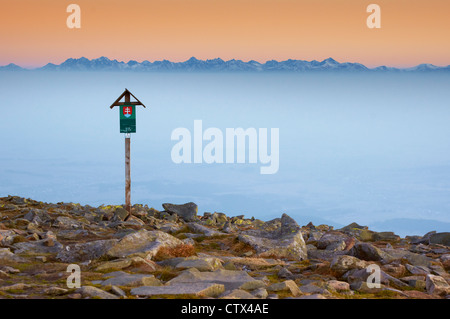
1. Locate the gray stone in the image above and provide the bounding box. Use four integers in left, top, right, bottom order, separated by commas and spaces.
100, 271, 161, 287
54, 216, 86, 229
187, 222, 225, 237
167, 268, 257, 290
162, 202, 198, 222
95, 259, 133, 272
57, 239, 118, 263
326, 280, 350, 292
325, 240, 347, 252
175, 256, 223, 271
277, 267, 294, 279
238, 213, 308, 260
267, 280, 302, 297
239, 280, 267, 290
400, 276, 426, 289
252, 288, 268, 299
13, 238, 64, 254
0, 248, 27, 263
405, 264, 430, 275
306, 230, 323, 243
382, 248, 432, 266
76, 286, 119, 299
9, 196, 27, 205
113, 207, 129, 221
338, 222, 368, 233
429, 232, 450, 246
110, 285, 127, 298
426, 274, 450, 295
221, 256, 286, 270
308, 249, 345, 261
316, 231, 350, 249
43, 287, 69, 296
211, 212, 228, 225
298, 283, 330, 295
106, 230, 183, 259
350, 242, 390, 262
131, 283, 225, 298
429, 265, 447, 277
343, 267, 409, 289
220, 289, 257, 299
350, 281, 383, 293
330, 255, 366, 276
373, 232, 400, 242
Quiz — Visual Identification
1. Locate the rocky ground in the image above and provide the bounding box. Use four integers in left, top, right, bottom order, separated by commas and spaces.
0, 195, 449, 299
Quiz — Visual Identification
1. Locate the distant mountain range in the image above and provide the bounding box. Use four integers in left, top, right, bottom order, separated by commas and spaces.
1, 56, 450, 72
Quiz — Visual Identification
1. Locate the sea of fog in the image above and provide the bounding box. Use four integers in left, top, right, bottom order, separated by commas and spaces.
1, 71, 450, 237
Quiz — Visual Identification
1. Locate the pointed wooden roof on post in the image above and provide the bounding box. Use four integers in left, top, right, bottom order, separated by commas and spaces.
109, 88, 147, 109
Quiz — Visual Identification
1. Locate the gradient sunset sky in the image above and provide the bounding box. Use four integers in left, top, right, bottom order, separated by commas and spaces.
1, 0, 449, 68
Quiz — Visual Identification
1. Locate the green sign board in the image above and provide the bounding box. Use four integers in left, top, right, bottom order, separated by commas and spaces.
120, 104, 136, 133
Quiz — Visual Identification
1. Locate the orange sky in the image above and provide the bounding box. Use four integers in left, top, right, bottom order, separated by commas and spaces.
0, 0, 449, 68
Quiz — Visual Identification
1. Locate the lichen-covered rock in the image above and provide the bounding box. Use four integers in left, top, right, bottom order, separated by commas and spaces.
187, 222, 225, 237
57, 239, 118, 263
13, 238, 64, 255
382, 248, 432, 266
330, 255, 367, 276
373, 232, 400, 242
53, 216, 87, 229
238, 214, 307, 260
106, 230, 183, 259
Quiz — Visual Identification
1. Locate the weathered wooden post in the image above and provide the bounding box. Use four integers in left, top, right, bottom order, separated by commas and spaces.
110, 89, 146, 220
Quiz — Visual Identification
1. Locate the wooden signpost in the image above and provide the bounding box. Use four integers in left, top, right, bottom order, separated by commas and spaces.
110, 89, 146, 219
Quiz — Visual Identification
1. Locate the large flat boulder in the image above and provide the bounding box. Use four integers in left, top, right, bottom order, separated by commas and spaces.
131, 283, 225, 298
382, 248, 433, 267
57, 239, 118, 263
106, 230, 183, 259
167, 268, 257, 290
238, 214, 307, 260
174, 256, 223, 271
187, 222, 225, 237
13, 238, 64, 255
162, 202, 198, 222
100, 271, 161, 287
